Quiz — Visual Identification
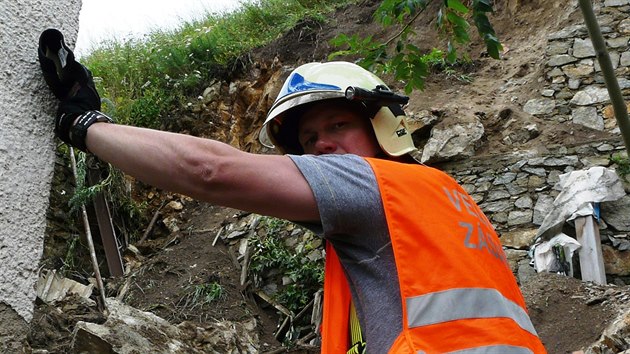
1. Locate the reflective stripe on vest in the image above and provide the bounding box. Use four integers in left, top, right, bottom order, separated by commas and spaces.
406, 288, 538, 336
418, 345, 534, 354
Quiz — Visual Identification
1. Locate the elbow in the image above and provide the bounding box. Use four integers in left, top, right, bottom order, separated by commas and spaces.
189, 159, 219, 188
186, 155, 231, 192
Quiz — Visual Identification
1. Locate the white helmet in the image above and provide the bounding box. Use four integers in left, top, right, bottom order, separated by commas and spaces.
259, 61, 419, 160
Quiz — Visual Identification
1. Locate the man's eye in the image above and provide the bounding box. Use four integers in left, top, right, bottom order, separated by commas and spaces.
303, 136, 316, 146
333, 121, 347, 129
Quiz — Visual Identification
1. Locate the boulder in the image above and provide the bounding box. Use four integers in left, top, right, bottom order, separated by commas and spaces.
523, 98, 556, 116
602, 195, 630, 231
572, 106, 604, 131
501, 228, 538, 249
570, 86, 610, 105
421, 114, 484, 163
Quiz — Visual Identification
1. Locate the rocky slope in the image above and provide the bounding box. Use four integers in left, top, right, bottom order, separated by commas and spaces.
25, 0, 630, 353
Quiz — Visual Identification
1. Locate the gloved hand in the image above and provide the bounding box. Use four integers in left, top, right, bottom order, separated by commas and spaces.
38, 28, 111, 152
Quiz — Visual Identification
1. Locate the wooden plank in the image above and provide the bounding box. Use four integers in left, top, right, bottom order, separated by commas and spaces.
87, 164, 125, 277
575, 215, 607, 285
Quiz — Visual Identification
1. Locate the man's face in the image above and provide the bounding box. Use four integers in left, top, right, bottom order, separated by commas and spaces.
297, 102, 381, 157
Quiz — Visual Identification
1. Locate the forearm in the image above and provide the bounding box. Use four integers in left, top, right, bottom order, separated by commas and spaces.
83, 122, 320, 221
85, 122, 235, 201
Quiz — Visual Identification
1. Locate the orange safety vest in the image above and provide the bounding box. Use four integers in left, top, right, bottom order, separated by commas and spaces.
320, 158, 547, 353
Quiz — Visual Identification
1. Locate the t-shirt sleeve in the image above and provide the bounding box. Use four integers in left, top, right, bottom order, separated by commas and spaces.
288, 154, 389, 248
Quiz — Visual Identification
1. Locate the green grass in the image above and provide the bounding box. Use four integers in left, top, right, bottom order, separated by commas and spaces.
82, 0, 357, 129
178, 282, 226, 310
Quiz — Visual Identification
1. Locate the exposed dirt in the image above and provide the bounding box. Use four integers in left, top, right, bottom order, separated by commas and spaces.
28, 0, 630, 353
522, 272, 630, 353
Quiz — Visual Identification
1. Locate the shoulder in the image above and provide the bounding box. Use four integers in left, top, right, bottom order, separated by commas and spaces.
289, 154, 375, 183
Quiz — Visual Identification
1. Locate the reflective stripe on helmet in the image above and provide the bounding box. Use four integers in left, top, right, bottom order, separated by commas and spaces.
280, 72, 341, 97
406, 287, 538, 336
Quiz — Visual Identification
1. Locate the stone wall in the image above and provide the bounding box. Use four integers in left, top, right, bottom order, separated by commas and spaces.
437, 0, 630, 282
524, 0, 630, 133
0, 0, 81, 350
439, 140, 630, 281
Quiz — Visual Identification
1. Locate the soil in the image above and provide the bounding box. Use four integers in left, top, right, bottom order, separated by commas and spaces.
27, 0, 630, 353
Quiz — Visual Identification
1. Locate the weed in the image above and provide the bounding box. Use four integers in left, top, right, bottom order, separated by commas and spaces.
611, 153, 630, 181
61, 233, 79, 273
178, 282, 225, 310
250, 217, 324, 314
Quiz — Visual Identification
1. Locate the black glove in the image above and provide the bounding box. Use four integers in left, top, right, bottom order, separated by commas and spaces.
38, 28, 111, 151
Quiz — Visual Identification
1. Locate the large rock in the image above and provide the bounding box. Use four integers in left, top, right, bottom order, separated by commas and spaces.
533, 195, 556, 225
501, 228, 538, 249
601, 195, 630, 231
504, 249, 529, 274
523, 98, 556, 116
421, 114, 484, 163
585, 307, 630, 354
72, 298, 260, 353
549, 25, 588, 40
602, 245, 630, 276
573, 38, 596, 58
547, 54, 579, 67
527, 155, 580, 167
572, 106, 604, 130
508, 210, 533, 226
570, 86, 611, 105
562, 63, 594, 78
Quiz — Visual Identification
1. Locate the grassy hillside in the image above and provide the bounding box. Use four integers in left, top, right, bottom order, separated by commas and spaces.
83, 0, 357, 128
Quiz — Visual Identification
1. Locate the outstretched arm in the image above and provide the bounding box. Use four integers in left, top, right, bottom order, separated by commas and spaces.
37, 29, 318, 222
86, 122, 320, 222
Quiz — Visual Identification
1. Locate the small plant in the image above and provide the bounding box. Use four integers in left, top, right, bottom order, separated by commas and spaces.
178, 282, 225, 310
611, 153, 630, 181
61, 233, 80, 273
250, 217, 324, 314
68, 153, 111, 212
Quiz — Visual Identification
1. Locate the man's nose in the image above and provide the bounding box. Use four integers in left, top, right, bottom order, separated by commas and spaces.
313, 136, 337, 155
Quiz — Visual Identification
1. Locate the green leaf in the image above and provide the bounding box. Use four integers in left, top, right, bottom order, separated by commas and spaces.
447, 0, 469, 14
445, 12, 470, 31
446, 41, 457, 63
484, 33, 503, 59
329, 33, 350, 47
473, 0, 494, 12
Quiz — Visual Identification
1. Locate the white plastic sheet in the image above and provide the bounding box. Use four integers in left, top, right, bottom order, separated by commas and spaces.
533, 233, 581, 275
536, 166, 626, 240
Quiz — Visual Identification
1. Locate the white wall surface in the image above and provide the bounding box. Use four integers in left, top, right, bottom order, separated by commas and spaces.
0, 0, 81, 322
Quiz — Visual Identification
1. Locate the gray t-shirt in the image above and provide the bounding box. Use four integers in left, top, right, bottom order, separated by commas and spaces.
289, 154, 403, 353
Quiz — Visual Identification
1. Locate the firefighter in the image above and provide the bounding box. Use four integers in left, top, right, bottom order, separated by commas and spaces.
40, 28, 546, 353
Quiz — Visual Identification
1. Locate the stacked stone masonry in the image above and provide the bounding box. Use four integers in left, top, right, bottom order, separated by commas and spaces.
524, 0, 630, 131
438, 141, 630, 279
431, 0, 630, 281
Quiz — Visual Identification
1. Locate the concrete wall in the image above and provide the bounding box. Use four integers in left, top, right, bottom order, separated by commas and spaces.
0, 0, 81, 346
